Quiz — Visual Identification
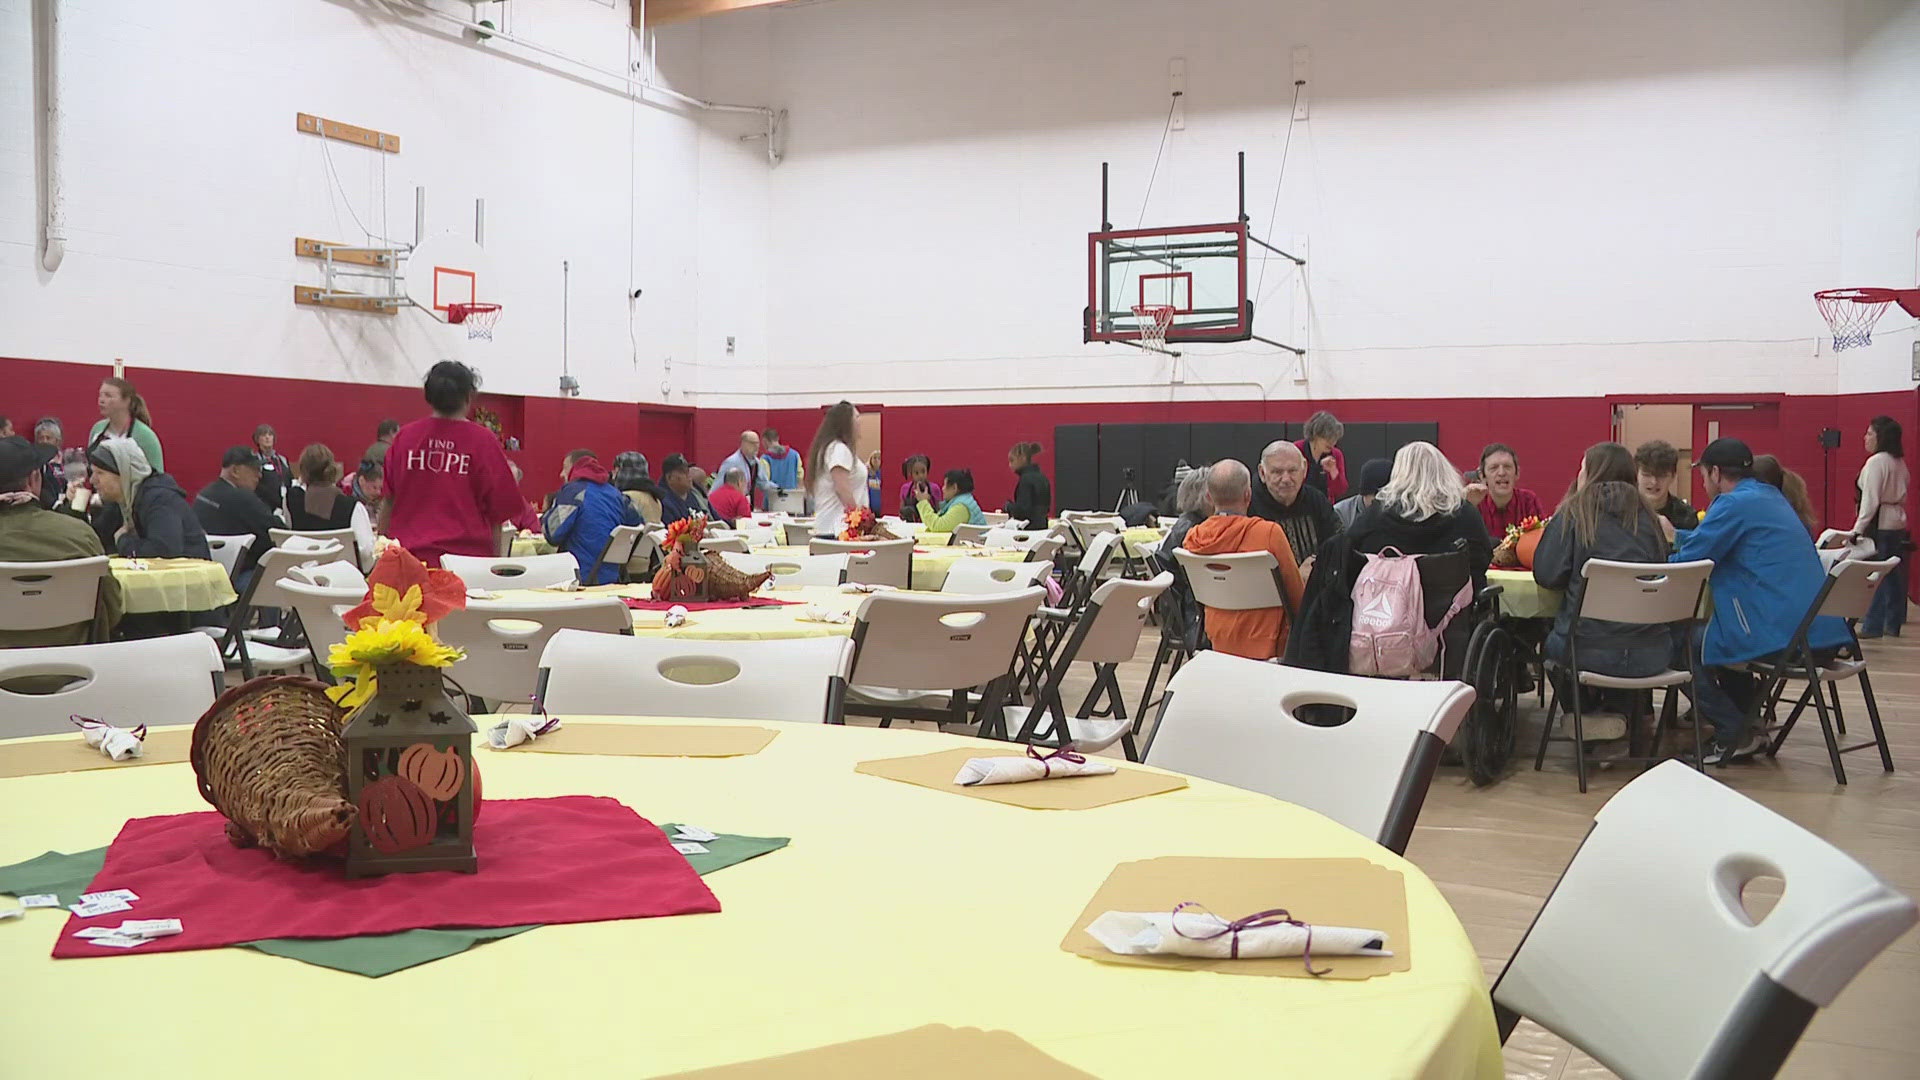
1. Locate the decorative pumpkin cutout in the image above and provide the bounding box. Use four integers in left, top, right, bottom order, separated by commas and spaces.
1515, 528, 1546, 570
358, 776, 437, 854
470, 756, 483, 823
398, 742, 465, 801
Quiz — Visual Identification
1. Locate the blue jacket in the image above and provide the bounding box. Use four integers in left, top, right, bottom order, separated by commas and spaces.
1673, 479, 1850, 665
543, 478, 642, 584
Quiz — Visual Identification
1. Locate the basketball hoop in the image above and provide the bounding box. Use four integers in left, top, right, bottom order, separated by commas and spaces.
1132, 303, 1177, 353
447, 302, 502, 341
1815, 288, 1920, 352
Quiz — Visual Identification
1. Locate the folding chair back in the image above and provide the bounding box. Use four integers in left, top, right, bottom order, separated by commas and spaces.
952, 522, 993, 545
1492, 760, 1917, 1080
248, 540, 346, 613
496, 523, 517, 556
287, 560, 367, 593
699, 536, 752, 555
1576, 559, 1714, 624
1815, 557, 1899, 621
592, 524, 651, 580
1173, 548, 1288, 611
781, 521, 815, 545
1024, 535, 1066, 564
983, 527, 1048, 550
271, 528, 360, 569
204, 534, 251, 579
1074, 573, 1174, 665
278, 579, 363, 675
848, 588, 1045, 692
0, 556, 108, 634
983, 512, 1011, 526
437, 597, 632, 707
1144, 651, 1472, 854
812, 538, 912, 590
537, 629, 852, 723
939, 559, 1053, 596
441, 553, 580, 592
750, 553, 848, 587
732, 523, 779, 548
0, 634, 223, 738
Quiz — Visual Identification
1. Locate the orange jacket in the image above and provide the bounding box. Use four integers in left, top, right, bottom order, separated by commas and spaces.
1181, 513, 1306, 660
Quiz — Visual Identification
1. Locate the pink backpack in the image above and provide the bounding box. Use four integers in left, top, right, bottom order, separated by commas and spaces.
1349, 547, 1471, 677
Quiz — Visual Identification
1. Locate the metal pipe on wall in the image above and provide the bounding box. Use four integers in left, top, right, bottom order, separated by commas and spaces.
38, 0, 66, 272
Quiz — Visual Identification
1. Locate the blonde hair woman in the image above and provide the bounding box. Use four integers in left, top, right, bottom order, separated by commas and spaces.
1347, 441, 1492, 594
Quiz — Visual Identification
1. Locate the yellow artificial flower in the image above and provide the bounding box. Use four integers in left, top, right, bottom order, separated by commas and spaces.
324, 619, 465, 709
360, 583, 425, 627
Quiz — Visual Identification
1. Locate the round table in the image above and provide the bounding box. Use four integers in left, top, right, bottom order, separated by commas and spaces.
487, 583, 870, 639
0, 718, 1501, 1078
759, 544, 1027, 591
1122, 526, 1168, 558
1487, 568, 1561, 619
109, 557, 237, 615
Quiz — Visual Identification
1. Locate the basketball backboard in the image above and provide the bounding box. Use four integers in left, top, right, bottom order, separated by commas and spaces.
1086, 222, 1248, 343
404, 232, 488, 320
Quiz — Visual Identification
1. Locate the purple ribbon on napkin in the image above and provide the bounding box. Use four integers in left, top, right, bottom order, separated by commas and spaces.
1025, 743, 1085, 778
1169, 902, 1331, 976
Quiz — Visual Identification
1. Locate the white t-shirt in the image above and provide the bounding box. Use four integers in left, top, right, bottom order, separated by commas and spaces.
811, 440, 867, 535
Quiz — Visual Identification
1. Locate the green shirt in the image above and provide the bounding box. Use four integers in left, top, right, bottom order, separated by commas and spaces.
88, 418, 164, 474
0, 501, 124, 648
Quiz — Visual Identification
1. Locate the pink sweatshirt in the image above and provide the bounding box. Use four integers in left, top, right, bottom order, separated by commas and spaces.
384, 417, 527, 566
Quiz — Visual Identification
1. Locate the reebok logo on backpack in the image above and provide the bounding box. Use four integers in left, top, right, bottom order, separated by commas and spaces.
1349, 546, 1470, 677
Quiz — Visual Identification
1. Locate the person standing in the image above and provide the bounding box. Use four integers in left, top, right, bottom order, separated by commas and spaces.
1250, 441, 1340, 565
543, 450, 642, 585
1003, 440, 1051, 528
379, 362, 531, 567
363, 419, 400, 470
192, 447, 278, 574
250, 424, 291, 515
807, 402, 868, 536
1853, 415, 1910, 638
1468, 442, 1545, 547
87, 376, 164, 474
866, 451, 884, 514
760, 427, 803, 499
716, 431, 774, 510
1296, 411, 1349, 501
0, 436, 123, 648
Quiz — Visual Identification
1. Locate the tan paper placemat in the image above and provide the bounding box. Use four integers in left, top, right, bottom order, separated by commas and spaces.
505, 723, 776, 758
855, 748, 1186, 809
656, 1025, 1097, 1078
0, 726, 196, 779
1060, 857, 1411, 980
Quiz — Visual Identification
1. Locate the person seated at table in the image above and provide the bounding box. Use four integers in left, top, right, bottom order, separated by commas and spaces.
193, 446, 277, 575
543, 450, 642, 585
1632, 440, 1696, 532
0, 435, 123, 648
1161, 462, 1213, 650
346, 459, 383, 511
612, 451, 665, 525
716, 430, 774, 511
1752, 454, 1819, 537
1531, 442, 1674, 744
657, 454, 704, 524
88, 436, 210, 561
708, 467, 753, 527
289, 443, 376, 571
1468, 442, 1545, 548
897, 455, 934, 522
1332, 457, 1391, 530
1181, 460, 1305, 660
1659, 438, 1851, 764
916, 468, 987, 532
32, 417, 65, 510
686, 465, 716, 517
1297, 410, 1349, 501
1250, 440, 1341, 565
380, 362, 532, 566
1347, 442, 1492, 596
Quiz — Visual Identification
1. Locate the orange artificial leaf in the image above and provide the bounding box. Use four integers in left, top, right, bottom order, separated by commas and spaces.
342, 544, 469, 630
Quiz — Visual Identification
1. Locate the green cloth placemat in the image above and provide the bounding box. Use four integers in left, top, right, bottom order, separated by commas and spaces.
1, 827, 789, 978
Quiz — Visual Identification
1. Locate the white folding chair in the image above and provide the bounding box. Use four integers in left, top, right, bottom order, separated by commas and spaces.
286, 560, 368, 593
732, 523, 778, 548
0, 556, 110, 641
271, 527, 360, 569
1491, 760, 1917, 1079
277, 579, 364, 680
588, 524, 652, 584
536, 629, 853, 724
752, 553, 849, 588
781, 521, 815, 545
204, 534, 252, 580
496, 523, 517, 557
0, 634, 223, 738
811, 538, 912, 590
1026, 531, 1122, 680
1142, 650, 1474, 855
441, 553, 580, 592
1538, 559, 1713, 792
1005, 573, 1172, 761
204, 541, 345, 679
939, 559, 1052, 596
983, 527, 1049, 550
843, 587, 1046, 734
437, 597, 633, 709
982, 512, 1011, 526
1023, 534, 1066, 565
1753, 557, 1900, 784
1173, 546, 1296, 629
952, 522, 993, 545
699, 535, 752, 555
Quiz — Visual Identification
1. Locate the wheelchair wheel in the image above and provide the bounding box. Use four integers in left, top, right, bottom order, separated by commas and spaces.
1457, 621, 1520, 786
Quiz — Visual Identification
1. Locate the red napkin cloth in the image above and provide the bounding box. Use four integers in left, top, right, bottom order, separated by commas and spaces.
53, 796, 719, 959
620, 596, 802, 612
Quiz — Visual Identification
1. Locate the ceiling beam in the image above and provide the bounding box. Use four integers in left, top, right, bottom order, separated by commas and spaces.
635, 0, 802, 28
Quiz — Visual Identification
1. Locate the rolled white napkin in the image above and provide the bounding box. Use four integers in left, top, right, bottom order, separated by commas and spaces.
954, 750, 1116, 786
839, 582, 896, 594
71, 716, 146, 761
664, 604, 689, 627
1086, 908, 1390, 961
799, 604, 852, 624
487, 715, 563, 750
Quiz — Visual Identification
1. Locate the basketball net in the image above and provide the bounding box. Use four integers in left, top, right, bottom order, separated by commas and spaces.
1815, 288, 1920, 352
447, 302, 503, 341
1132, 303, 1177, 353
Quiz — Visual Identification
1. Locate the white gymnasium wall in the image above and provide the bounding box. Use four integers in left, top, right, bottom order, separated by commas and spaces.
0, 0, 772, 406
717, 0, 1879, 407
1835, 0, 1920, 395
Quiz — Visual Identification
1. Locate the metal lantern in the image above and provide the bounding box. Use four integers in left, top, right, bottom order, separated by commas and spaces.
341, 662, 479, 878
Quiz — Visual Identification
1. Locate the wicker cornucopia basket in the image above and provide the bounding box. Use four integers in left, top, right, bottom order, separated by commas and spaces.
191, 676, 355, 859
703, 552, 773, 599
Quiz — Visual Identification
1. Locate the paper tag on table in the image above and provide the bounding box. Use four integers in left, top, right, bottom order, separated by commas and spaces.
83, 934, 149, 948
672, 825, 718, 843
80, 889, 138, 904
1084, 911, 1391, 960
672, 841, 710, 855
18, 894, 61, 909
954, 756, 1117, 786
0, 907, 21, 921
69, 897, 133, 917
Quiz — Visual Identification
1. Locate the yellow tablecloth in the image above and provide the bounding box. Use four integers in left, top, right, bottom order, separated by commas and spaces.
1488, 568, 1561, 619
509, 533, 556, 557
488, 583, 869, 640
1122, 526, 1168, 558
0, 718, 1501, 1079
108, 558, 236, 615
759, 544, 1027, 591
